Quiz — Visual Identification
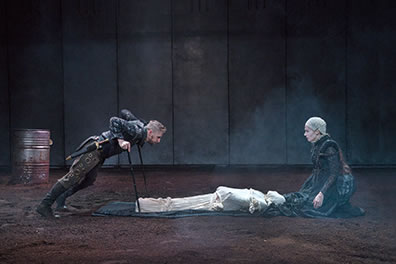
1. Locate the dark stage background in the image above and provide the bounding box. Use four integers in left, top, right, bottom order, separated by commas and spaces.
1, 0, 396, 168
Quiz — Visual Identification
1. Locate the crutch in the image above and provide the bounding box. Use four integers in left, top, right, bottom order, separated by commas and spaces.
126, 151, 140, 213
137, 145, 148, 195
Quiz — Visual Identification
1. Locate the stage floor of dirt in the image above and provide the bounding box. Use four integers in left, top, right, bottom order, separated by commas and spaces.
0, 166, 395, 264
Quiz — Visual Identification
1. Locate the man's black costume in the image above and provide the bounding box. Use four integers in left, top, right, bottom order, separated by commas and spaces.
36, 110, 147, 217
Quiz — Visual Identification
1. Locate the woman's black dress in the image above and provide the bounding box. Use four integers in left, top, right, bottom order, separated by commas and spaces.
269, 135, 365, 218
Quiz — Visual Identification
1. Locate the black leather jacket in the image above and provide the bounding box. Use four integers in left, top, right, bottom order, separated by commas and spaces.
99, 117, 147, 159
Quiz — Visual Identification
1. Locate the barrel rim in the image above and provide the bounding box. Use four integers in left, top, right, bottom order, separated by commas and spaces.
12, 128, 50, 132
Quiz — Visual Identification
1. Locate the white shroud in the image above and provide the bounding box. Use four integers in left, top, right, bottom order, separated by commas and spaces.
136, 186, 285, 214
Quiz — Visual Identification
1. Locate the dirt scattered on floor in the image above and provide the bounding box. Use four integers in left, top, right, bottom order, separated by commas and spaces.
0, 167, 395, 264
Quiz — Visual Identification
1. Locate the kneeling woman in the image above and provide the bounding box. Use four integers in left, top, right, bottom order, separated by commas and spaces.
278, 117, 364, 218
137, 117, 364, 218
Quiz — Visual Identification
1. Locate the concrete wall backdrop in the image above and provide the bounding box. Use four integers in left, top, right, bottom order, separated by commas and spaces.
0, 0, 9, 168
62, 0, 118, 166
229, 0, 286, 164
6, 0, 64, 166
1, 0, 396, 167
173, 0, 228, 164
117, 0, 173, 165
347, 0, 396, 165
286, 0, 347, 164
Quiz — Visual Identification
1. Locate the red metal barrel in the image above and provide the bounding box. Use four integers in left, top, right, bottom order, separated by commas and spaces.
11, 129, 51, 184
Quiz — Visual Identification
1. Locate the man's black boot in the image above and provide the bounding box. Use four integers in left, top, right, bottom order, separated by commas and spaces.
36, 182, 67, 217
55, 188, 75, 211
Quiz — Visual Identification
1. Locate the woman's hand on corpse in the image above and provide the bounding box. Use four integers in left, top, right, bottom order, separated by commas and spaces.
117, 139, 131, 152
313, 192, 324, 209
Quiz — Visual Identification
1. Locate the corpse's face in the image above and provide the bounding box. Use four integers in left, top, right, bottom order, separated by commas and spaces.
146, 130, 163, 145
304, 126, 320, 143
